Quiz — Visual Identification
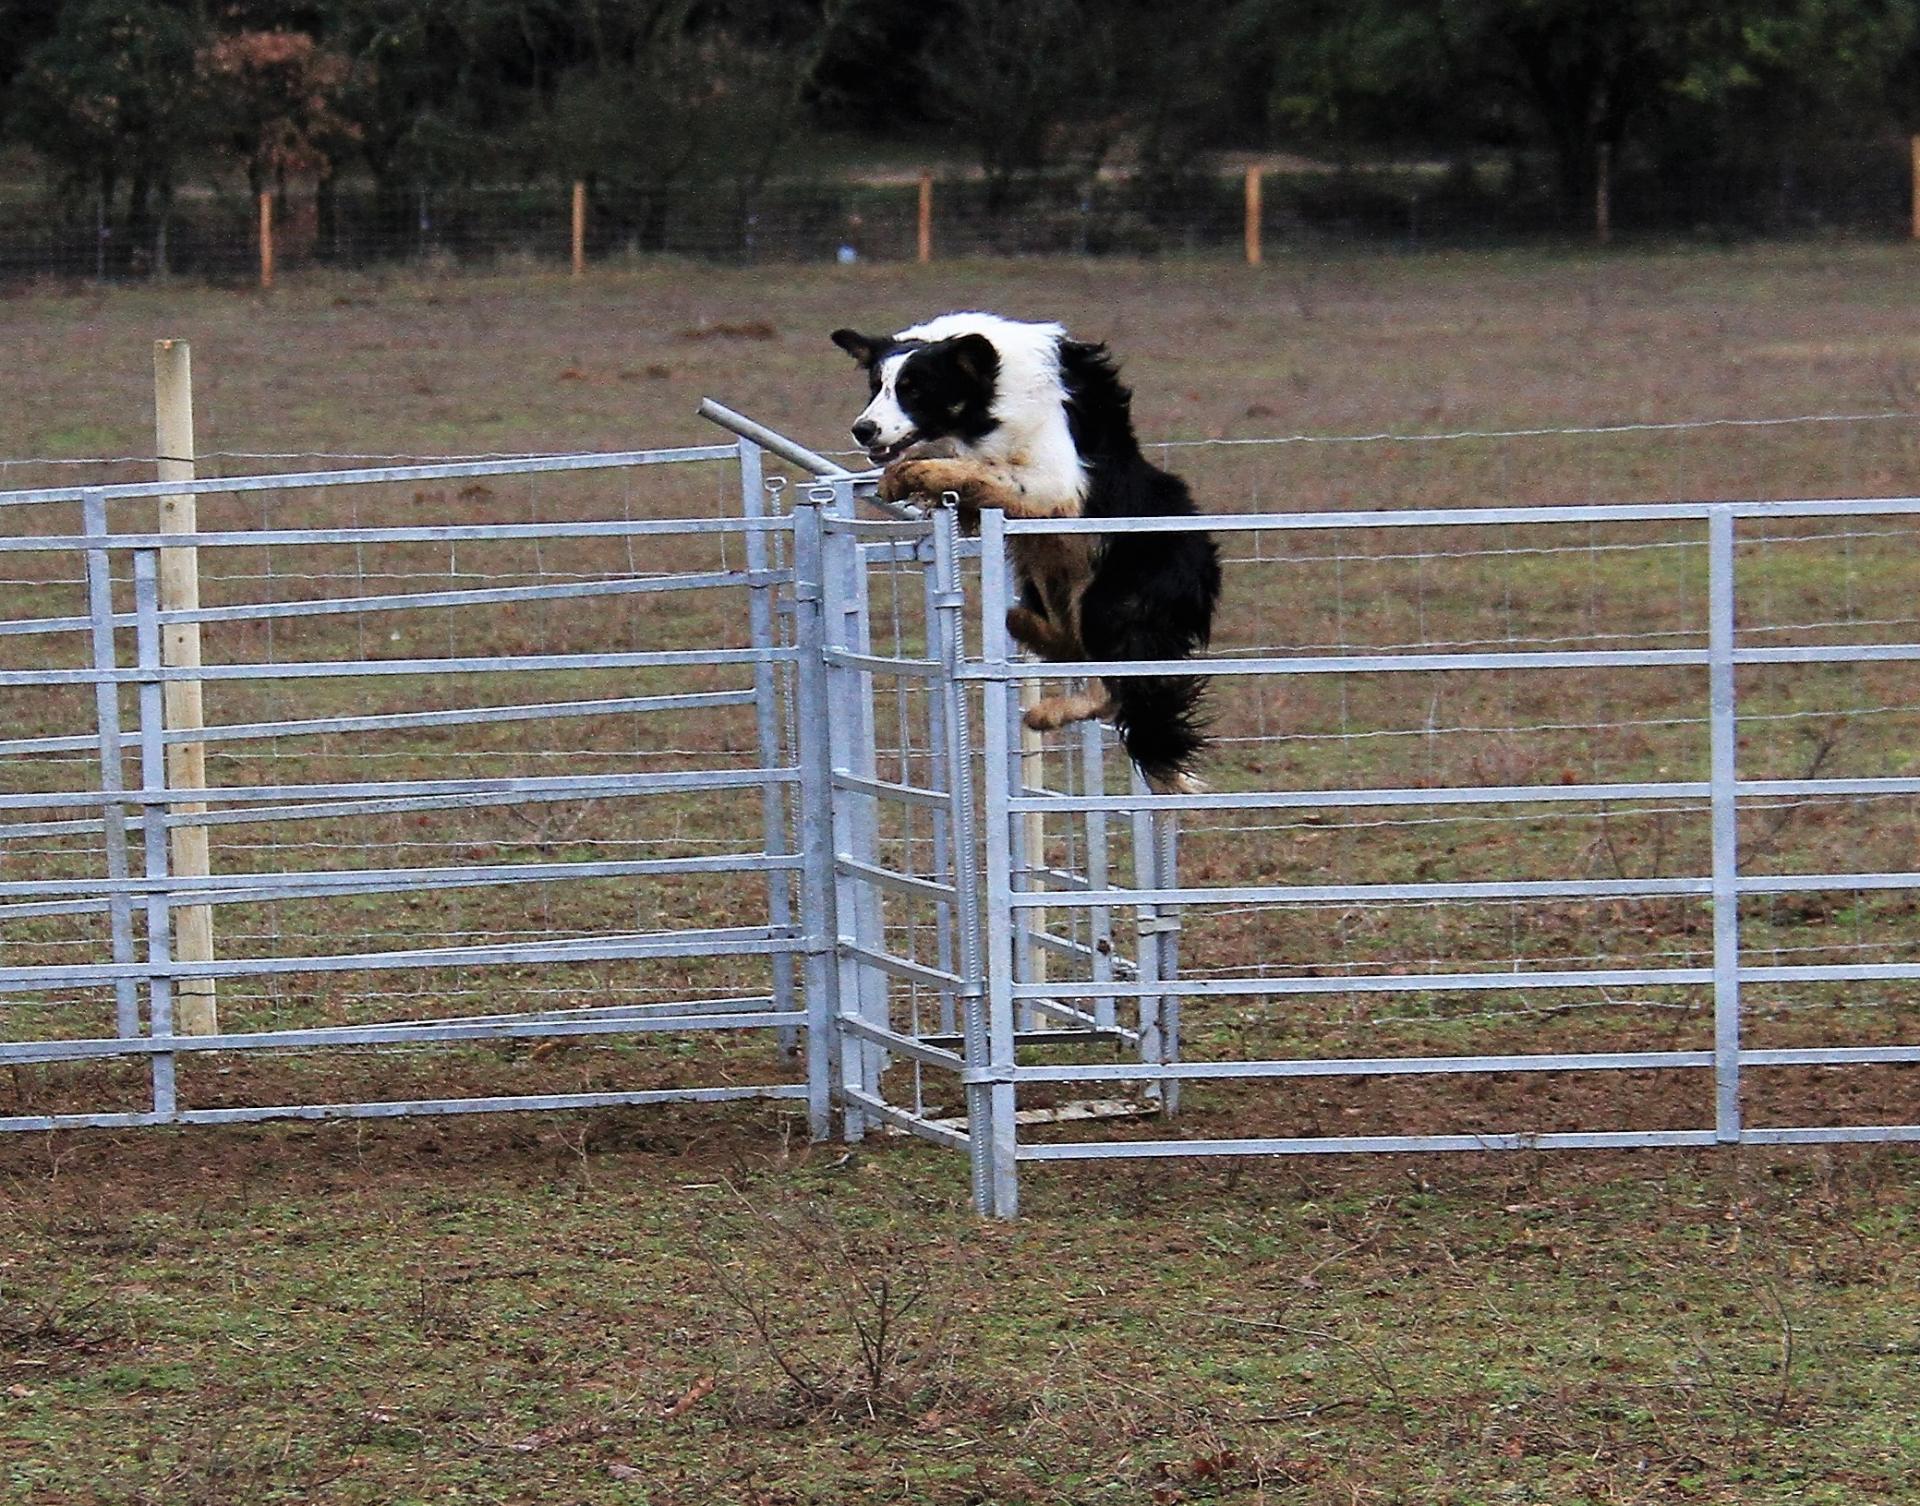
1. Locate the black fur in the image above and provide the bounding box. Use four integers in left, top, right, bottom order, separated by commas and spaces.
832, 323, 1221, 790
1056, 340, 1221, 790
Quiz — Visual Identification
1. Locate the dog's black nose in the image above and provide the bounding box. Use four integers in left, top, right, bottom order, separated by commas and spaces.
851, 419, 878, 447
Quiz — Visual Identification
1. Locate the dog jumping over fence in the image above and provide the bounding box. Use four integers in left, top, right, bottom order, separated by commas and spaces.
830, 312, 1221, 793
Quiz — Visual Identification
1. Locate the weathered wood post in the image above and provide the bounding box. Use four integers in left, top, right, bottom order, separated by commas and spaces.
154, 340, 216, 1035
918, 170, 933, 265
571, 180, 587, 277
1244, 166, 1263, 266
257, 192, 274, 290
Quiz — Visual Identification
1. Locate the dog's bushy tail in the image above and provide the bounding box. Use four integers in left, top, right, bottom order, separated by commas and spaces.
1110, 673, 1211, 794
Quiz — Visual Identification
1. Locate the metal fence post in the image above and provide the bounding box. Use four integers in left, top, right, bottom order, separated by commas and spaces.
931, 502, 997, 1215
819, 483, 873, 1138
976, 508, 1021, 1217
1708, 505, 1742, 1142
1156, 808, 1184, 1116
739, 439, 799, 1058
81, 490, 141, 1041
132, 551, 177, 1119
789, 492, 838, 1140
921, 536, 958, 1033
1130, 763, 1166, 1099
1081, 719, 1115, 1031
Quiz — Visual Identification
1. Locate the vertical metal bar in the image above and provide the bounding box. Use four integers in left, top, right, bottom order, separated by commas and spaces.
931, 503, 996, 1212
1156, 808, 1183, 1116
1130, 764, 1165, 1094
1007, 565, 1037, 1030
82, 491, 141, 1040
789, 494, 838, 1140
821, 489, 872, 1137
847, 534, 889, 1100
132, 552, 176, 1119
921, 543, 957, 1034
1081, 718, 1115, 1030
739, 439, 799, 1059
1708, 505, 1742, 1142
976, 509, 1020, 1217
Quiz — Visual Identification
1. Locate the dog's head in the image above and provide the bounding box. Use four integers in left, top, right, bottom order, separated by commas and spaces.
830, 327, 1000, 464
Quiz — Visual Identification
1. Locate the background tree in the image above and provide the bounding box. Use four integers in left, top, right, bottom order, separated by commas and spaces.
7, 0, 206, 268
198, 26, 360, 202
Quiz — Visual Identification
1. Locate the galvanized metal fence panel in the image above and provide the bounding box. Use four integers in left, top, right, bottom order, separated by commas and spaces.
8, 403, 1919, 1220
0, 441, 834, 1134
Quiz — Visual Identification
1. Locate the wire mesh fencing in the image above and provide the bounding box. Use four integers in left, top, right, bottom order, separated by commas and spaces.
4, 142, 1915, 285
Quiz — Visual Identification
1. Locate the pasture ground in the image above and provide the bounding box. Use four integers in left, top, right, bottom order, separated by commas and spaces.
3, 246, 1920, 1502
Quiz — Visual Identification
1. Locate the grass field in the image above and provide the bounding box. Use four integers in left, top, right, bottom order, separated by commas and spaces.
4, 245, 1920, 1502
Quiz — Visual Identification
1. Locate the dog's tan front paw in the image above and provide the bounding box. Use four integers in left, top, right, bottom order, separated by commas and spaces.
879, 457, 976, 507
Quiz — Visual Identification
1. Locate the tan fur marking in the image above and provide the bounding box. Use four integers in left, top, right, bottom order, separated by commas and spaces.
1023, 684, 1114, 732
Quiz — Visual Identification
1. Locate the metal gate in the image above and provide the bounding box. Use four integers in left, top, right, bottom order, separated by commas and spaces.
6, 404, 1919, 1219
0, 440, 831, 1134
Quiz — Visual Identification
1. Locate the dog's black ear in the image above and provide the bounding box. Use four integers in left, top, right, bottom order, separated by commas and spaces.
947, 332, 999, 386
831, 329, 888, 367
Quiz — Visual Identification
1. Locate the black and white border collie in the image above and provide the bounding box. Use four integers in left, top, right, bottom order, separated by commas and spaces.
830, 312, 1221, 793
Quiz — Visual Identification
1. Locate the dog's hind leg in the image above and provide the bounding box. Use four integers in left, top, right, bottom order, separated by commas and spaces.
1023, 679, 1115, 732
1006, 605, 1075, 657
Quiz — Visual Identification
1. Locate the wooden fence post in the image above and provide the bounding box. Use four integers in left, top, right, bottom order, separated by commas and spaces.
1595, 142, 1613, 246
257, 192, 274, 290
1244, 166, 1263, 266
572, 180, 587, 276
154, 340, 216, 1036
1911, 135, 1919, 242
918, 170, 933, 265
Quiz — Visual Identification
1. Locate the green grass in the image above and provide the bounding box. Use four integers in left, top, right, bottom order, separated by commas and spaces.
4, 246, 1920, 1500
4, 1120, 1919, 1503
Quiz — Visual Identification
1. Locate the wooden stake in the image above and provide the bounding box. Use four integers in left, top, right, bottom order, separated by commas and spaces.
571, 180, 587, 276
917, 170, 933, 265
257, 191, 274, 290
1595, 141, 1613, 246
1911, 135, 1920, 242
154, 340, 216, 1035
1244, 166, 1263, 266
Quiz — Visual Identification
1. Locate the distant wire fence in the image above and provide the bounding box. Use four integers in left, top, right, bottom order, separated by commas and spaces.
3, 140, 1916, 285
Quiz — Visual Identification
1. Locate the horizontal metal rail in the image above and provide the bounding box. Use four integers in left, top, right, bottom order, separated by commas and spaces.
1005, 1050, 1714, 1084
0, 853, 801, 907
1011, 967, 1711, 1000
0, 444, 741, 509
999, 494, 1920, 535
837, 1014, 968, 1073
0, 926, 797, 992
1018, 1130, 1724, 1160
167, 690, 760, 749
0, 645, 796, 688
840, 1086, 970, 1150
0, 1009, 809, 1064
830, 771, 951, 809
0, 515, 794, 553
0, 1083, 809, 1135
0, 767, 795, 812
0, 568, 788, 640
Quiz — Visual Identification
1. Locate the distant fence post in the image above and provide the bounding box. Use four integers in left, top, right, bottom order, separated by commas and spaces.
1244, 166, 1263, 266
918, 170, 933, 264
1911, 135, 1919, 242
572, 180, 587, 276
1595, 143, 1613, 245
153, 340, 216, 1036
257, 192, 274, 290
